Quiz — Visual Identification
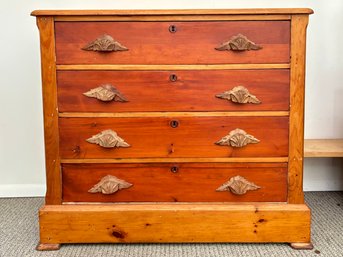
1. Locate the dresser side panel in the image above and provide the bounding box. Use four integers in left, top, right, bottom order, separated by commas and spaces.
37, 17, 62, 204
288, 15, 309, 204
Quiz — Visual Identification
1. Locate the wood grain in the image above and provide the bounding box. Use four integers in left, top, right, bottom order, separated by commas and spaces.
59, 116, 289, 159
304, 139, 343, 157
288, 15, 309, 204
57, 70, 290, 112
57, 64, 290, 70
38, 203, 311, 244
37, 17, 61, 204
31, 8, 314, 16
55, 21, 290, 65
62, 163, 288, 202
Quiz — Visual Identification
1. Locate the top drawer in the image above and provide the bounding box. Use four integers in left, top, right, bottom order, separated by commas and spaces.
55, 21, 290, 65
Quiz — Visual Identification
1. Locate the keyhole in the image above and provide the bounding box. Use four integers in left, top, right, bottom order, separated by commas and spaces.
169, 25, 177, 33
169, 74, 178, 82
170, 120, 179, 128
170, 166, 179, 173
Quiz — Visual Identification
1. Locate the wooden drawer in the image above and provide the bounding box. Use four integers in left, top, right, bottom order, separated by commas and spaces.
57, 70, 290, 112
55, 21, 290, 65
59, 116, 289, 159
62, 163, 288, 202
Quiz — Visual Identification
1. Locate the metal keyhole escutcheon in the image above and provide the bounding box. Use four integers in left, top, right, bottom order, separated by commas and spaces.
170, 120, 179, 128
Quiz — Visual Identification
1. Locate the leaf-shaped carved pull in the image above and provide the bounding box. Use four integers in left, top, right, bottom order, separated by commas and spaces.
215, 34, 262, 51
88, 175, 132, 195
86, 129, 130, 148
216, 86, 261, 104
216, 175, 261, 195
82, 34, 128, 52
215, 128, 260, 148
83, 84, 128, 102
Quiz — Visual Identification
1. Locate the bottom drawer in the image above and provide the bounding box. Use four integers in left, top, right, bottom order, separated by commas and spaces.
62, 163, 287, 203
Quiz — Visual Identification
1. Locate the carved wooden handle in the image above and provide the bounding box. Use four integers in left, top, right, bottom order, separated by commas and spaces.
216, 86, 261, 104
216, 175, 261, 195
82, 34, 128, 52
83, 84, 128, 102
88, 175, 132, 195
215, 34, 262, 51
215, 128, 260, 148
86, 129, 130, 148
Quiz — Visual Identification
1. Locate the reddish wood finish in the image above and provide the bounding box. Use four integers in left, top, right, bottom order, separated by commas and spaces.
55, 21, 290, 64
59, 116, 289, 159
62, 163, 288, 202
37, 17, 62, 204
57, 70, 290, 112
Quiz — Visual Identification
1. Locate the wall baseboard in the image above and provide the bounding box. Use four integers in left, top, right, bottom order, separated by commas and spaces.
0, 184, 46, 197
304, 181, 343, 192
303, 158, 343, 192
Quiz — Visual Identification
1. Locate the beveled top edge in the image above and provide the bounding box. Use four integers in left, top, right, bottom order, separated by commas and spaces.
31, 8, 313, 17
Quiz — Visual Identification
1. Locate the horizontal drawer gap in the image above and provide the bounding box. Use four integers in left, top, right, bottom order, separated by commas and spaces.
60, 157, 289, 163
43, 203, 307, 211
54, 15, 291, 22
62, 201, 287, 205
59, 111, 290, 118
56, 64, 290, 71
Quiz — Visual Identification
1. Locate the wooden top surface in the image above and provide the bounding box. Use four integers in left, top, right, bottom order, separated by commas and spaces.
31, 8, 313, 16
304, 139, 343, 157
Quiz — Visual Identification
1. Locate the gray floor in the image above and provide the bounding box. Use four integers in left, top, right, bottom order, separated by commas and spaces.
0, 192, 342, 257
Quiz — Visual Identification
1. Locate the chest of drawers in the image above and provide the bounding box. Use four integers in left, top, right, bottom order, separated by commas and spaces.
32, 9, 313, 251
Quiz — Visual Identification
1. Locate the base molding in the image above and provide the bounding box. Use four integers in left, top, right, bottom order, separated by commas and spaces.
0, 184, 46, 197
38, 203, 311, 249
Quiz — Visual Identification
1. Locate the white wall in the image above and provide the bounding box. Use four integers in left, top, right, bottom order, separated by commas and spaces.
0, 0, 342, 197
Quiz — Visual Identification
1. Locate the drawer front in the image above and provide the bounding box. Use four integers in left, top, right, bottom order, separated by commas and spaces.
62, 163, 288, 202
55, 21, 290, 64
59, 116, 289, 159
57, 70, 290, 112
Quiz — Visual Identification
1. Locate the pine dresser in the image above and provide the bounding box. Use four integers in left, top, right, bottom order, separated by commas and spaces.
31, 9, 313, 250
